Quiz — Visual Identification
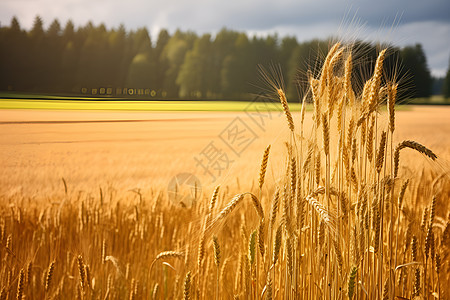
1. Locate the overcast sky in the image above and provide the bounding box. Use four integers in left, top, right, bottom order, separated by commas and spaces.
1, 0, 449, 77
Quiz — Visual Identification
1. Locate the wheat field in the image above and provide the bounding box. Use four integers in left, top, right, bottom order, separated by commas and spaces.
1, 43, 449, 300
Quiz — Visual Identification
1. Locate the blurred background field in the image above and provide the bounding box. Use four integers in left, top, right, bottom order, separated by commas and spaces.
1, 105, 449, 200
0, 97, 303, 112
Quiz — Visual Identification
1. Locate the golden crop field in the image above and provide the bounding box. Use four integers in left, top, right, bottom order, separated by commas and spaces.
1, 44, 449, 300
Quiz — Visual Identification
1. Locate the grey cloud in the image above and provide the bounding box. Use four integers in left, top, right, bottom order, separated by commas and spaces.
2, 0, 449, 31
160, 0, 450, 32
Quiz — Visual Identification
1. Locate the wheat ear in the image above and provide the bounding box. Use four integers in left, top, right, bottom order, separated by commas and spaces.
259, 145, 271, 190
17, 269, 24, 300
277, 88, 295, 132
347, 266, 357, 299
45, 261, 55, 292
77, 255, 85, 290
393, 140, 437, 177
183, 271, 191, 300
209, 185, 220, 213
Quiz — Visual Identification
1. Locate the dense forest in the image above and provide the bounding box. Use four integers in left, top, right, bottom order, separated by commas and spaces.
0, 16, 439, 100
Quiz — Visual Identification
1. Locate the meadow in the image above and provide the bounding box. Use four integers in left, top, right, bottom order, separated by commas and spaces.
1, 44, 450, 300
0, 97, 304, 112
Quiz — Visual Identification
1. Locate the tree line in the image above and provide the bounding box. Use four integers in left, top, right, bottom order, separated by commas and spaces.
0, 16, 442, 100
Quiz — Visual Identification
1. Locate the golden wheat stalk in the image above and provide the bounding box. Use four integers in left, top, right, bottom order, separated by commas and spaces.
270, 188, 280, 228
387, 82, 397, 133
249, 193, 265, 220
198, 219, 207, 269
156, 251, 185, 260
393, 140, 437, 177
259, 145, 271, 190
272, 225, 282, 267
367, 49, 387, 111
310, 73, 322, 128
77, 255, 86, 290
183, 271, 191, 300
306, 195, 333, 227
277, 88, 295, 132
376, 131, 387, 174
16, 269, 24, 300
101, 240, 107, 264
45, 261, 55, 292
258, 221, 265, 257
212, 236, 220, 268
25, 262, 32, 286
322, 114, 330, 156
347, 266, 357, 299
248, 230, 256, 266
151, 250, 185, 272
213, 194, 244, 223
319, 43, 341, 97
209, 185, 220, 213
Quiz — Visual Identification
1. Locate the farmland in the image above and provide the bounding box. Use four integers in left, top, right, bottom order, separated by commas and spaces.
1, 106, 448, 199
1, 46, 450, 299
0, 105, 449, 298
